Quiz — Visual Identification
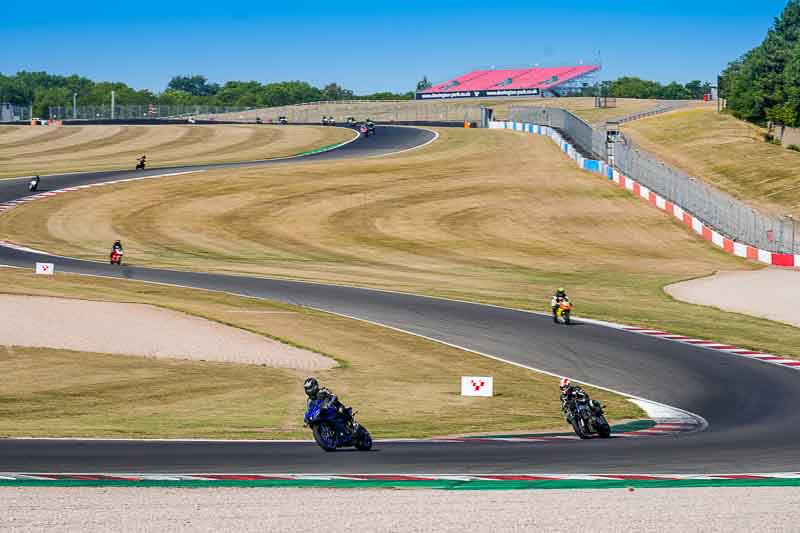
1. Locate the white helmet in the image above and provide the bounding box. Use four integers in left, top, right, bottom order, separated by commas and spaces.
559, 377, 571, 389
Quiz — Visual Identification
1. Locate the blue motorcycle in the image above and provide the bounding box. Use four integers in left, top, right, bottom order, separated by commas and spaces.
304, 399, 373, 452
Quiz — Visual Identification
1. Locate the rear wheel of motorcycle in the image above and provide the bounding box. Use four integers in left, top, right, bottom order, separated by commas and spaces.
354, 427, 373, 451
596, 415, 611, 438
563, 311, 571, 325
312, 424, 337, 451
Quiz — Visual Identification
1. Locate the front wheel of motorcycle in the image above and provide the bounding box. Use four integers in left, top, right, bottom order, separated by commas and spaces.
354, 427, 373, 451
571, 418, 589, 439
312, 423, 337, 451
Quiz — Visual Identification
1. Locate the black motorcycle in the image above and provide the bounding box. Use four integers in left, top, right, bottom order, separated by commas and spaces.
366, 121, 376, 135
28, 176, 40, 192
135, 159, 146, 170
565, 392, 611, 439
278, 116, 288, 125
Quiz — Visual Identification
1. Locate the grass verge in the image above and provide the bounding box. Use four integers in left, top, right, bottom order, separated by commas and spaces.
2, 128, 798, 360
622, 107, 800, 217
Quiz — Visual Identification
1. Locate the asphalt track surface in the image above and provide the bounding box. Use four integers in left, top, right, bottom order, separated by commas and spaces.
0, 125, 798, 474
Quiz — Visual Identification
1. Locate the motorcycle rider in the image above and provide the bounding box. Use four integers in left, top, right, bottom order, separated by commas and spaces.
559, 377, 589, 421
304, 377, 353, 426
136, 154, 146, 169
111, 239, 124, 256
551, 287, 571, 323
30, 175, 41, 190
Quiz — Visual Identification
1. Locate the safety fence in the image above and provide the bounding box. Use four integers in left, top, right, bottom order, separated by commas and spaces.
47, 105, 252, 121
0, 103, 32, 122
195, 100, 483, 124
504, 106, 798, 255
491, 120, 800, 266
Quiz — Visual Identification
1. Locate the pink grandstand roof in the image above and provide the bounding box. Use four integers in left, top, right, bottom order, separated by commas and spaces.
421, 65, 600, 93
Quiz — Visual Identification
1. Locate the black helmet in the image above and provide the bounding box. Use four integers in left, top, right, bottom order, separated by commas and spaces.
114, 239, 121, 246
304, 377, 319, 398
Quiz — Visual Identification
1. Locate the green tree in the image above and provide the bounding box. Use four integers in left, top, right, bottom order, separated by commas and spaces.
722, 0, 800, 124
167, 75, 220, 97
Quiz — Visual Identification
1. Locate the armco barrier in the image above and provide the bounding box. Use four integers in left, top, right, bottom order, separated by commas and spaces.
491, 120, 799, 268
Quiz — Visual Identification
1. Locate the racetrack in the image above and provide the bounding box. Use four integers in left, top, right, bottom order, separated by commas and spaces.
0, 125, 798, 475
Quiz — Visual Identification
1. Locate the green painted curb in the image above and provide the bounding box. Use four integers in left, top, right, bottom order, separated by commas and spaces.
2, 477, 799, 490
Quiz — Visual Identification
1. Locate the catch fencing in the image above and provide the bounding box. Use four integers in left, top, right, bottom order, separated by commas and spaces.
47, 105, 252, 121
47, 101, 483, 124
199, 100, 483, 124
0, 103, 32, 122
509, 106, 607, 158
507, 106, 798, 254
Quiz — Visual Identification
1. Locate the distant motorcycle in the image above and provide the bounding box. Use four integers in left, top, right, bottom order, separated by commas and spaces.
28, 176, 40, 192
304, 398, 372, 452
566, 391, 611, 439
110, 248, 124, 265
555, 301, 572, 325
366, 121, 376, 135
135, 159, 146, 171
278, 116, 288, 125
360, 124, 370, 137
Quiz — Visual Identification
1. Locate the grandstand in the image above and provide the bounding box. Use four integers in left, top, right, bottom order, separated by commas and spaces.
417, 65, 600, 100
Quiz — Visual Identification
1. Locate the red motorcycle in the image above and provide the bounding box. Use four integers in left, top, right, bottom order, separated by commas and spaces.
110, 248, 124, 265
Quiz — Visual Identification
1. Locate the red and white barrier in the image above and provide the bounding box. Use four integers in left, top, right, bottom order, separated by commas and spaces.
491, 120, 798, 268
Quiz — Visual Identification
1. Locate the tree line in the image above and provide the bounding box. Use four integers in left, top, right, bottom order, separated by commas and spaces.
585, 78, 712, 100
721, 0, 800, 127
0, 72, 415, 117
0, 70, 714, 119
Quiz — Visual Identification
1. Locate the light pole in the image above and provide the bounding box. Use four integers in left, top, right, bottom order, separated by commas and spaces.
73, 93, 77, 119
788, 214, 796, 255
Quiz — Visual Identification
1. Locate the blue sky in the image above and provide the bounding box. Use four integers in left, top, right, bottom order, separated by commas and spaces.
1, 0, 790, 93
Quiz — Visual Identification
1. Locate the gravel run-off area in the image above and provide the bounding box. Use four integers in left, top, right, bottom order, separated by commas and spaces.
665, 268, 800, 328
0, 294, 335, 370
3, 487, 800, 532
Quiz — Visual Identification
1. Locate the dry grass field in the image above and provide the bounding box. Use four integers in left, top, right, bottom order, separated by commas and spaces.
0, 267, 641, 438
623, 107, 800, 217
3, 127, 799, 360
0, 124, 355, 178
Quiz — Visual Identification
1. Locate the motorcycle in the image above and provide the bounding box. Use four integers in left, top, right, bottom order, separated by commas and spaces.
555, 301, 572, 325
566, 392, 611, 439
366, 121, 375, 135
360, 124, 370, 137
28, 176, 40, 192
304, 398, 372, 452
135, 159, 146, 171
278, 116, 288, 125
110, 248, 124, 265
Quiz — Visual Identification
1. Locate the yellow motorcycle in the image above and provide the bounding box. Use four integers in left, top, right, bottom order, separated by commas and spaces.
555, 301, 572, 325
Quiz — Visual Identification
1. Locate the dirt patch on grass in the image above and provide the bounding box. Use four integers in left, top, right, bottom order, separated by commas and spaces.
0, 294, 334, 370
665, 268, 800, 328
